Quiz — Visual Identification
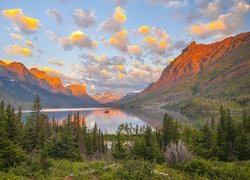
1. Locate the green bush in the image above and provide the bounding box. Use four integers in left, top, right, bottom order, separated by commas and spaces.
177, 158, 212, 176
114, 160, 154, 179
177, 158, 250, 179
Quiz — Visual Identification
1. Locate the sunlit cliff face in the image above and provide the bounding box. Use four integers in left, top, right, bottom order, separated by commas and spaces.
66, 84, 87, 96
30, 68, 67, 94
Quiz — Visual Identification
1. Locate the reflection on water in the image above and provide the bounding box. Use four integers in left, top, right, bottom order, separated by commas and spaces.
22, 107, 243, 134
23, 108, 150, 134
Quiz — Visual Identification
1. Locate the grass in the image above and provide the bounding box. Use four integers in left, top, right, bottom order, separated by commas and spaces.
1, 158, 249, 179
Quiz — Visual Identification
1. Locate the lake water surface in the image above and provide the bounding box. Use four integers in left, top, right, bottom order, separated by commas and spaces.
22, 107, 242, 133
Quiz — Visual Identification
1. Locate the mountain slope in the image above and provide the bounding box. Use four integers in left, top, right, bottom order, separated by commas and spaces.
116, 32, 250, 111
93, 93, 124, 104
0, 61, 100, 109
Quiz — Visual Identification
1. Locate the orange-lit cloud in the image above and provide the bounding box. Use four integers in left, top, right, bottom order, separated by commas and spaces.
189, 0, 250, 39
114, 64, 125, 70
4, 44, 31, 57
100, 69, 110, 76
2, 8, 40, 34
109, 29, 128, 52
60, 30, 98, 50
2, 60, 12, 65
99, 7, 127, 32
138, 26, 150, 35
41, 67, 62, 77
48, 59, 65, 67
10, 33, 23, 40
128, 45, 142, 57
114, 7, 126, 22
189, 20, 225, 38
24, 40, 35, 47
143, 35, 169, 55
117, 72, 126, 79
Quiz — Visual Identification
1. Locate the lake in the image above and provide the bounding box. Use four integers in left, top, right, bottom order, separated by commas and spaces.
22, 107, 243, 133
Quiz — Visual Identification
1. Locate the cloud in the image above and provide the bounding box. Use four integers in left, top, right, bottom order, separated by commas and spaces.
189, 0, 250, 39
109, 29, 129, 52
138, 25, 151, 35
99, 7, 127, 33
46, 30, 60, 42
24, 40, 35, 47
148, 0, 188, 8
114, 0, 127, 5
10, 33, 23, 40
81, 53, 110, 65
128, 45, 142, 57
60, 30, 98, 50
2, 8, 40, 34
48, 59, 64, 67
73, 50, 163, 94
142, 27, 170, 55
47, 9, 62, 25
4, 43, 31, 57
73, 9, 96, 28
188, 0, 228, 21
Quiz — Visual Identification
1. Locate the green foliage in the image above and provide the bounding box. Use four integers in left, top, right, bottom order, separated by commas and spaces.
161, 113, 180, 148
177, 158, 250, 180
114, 160, 154, 179
0, 94, 250, 179
111, 129, 127, 160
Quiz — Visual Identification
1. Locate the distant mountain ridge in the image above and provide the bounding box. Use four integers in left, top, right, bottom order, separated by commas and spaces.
93, 93, 124, 104
0, 61, 100, 109
115, 32, 250, 111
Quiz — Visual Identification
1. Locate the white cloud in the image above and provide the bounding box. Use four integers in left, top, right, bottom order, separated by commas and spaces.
73, 9, 96, 28
189, 0, 250, 39
47, 9, 62, 25
99, 7, 126, 33
59, 30, 98, 50
2, 8, 40, 34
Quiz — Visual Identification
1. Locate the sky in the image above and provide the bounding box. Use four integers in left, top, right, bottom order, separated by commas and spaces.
0, 0, 249, 95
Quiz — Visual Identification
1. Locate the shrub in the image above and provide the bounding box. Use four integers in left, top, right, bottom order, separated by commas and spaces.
165, 141, 192, 165
114, 160, 154, 179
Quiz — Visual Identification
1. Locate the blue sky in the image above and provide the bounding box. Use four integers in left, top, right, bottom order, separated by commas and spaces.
0, 0, 249, 94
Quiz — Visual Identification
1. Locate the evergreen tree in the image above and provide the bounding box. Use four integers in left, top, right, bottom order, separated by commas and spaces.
198, 122, 214, 158
235, 125, 250, 160
112, 129, 127, 160
0, 102, 24, 170
161, 113, 179, 149
23, 95, 45, 152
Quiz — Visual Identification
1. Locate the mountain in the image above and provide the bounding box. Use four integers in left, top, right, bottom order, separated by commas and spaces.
66, 84, 87, 96
0, 61, 100, 109
115, 32, 250, 111
30, 68, 66, 94
117, 92, 138, 102
93, 93, 124, 104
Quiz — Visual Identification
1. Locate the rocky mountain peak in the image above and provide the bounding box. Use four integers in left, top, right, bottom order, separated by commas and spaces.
66, 84, 87, 96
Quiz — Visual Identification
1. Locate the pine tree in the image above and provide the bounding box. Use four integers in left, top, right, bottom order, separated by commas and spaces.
162, 113, 179, 149
235, 125, 250, 160
199, 122, 214, 158
0, 103, 24, 170
92, 123, 98, 154
112, 129, 127, 160
23, 95, 44, 152
5, 105, 20, 144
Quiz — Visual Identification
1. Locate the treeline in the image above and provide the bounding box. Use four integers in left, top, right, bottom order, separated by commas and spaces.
0, 95, 250, 175
111, 107, 250, 163
0, 95, 107, 171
